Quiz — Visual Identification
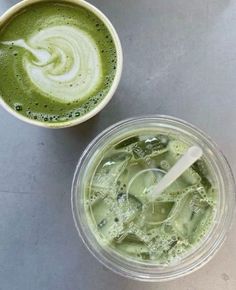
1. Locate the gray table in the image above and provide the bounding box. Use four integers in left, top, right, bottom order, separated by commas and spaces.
0, 0, 236, 289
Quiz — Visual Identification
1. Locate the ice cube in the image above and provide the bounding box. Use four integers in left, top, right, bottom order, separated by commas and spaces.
116, 239, 150, 260
191, 206, 214, 243
114, 136, 139, 149
171, 192, 210, 240
143, 201, 175, 225
132, 135, 169, 160
92, 151, 131, 194
127, 168, 157, 203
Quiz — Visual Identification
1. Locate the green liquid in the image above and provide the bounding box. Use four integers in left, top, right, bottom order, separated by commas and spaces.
0, 1, 117, 123
84, 130, 217, 265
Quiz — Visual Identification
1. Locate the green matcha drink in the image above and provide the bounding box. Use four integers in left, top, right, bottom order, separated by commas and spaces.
72, 116, 235, 281
0, 0, 121, 126
84, 128, 216, 264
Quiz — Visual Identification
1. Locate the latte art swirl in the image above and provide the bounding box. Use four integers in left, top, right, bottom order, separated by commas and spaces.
3, 25, 102, 103
0, 0, 118, 124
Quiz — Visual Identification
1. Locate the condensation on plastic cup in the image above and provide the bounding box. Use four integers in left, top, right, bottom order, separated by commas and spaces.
0, 0, 123, 128
71, 115, 236, 281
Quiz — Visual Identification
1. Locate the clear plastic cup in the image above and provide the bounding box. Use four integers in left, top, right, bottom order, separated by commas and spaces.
71, 115, 235, 281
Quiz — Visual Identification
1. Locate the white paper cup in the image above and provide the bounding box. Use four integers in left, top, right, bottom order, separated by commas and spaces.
0, 0, 123, 128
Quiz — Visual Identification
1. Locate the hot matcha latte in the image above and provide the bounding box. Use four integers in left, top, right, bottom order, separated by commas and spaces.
0, 0, 118, 125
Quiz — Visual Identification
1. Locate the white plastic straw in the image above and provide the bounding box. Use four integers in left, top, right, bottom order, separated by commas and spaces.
148, 146, 203, 201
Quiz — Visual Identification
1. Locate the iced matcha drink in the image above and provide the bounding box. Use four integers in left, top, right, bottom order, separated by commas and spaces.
84, 128, 216, 264
72, 116, 235, 280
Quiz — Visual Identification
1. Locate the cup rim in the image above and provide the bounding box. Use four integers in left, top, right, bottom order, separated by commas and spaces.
0, 0, 123, 129
71, 114, 236, 281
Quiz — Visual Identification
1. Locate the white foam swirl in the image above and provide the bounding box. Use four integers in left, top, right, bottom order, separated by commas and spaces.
2, 25, 102, 103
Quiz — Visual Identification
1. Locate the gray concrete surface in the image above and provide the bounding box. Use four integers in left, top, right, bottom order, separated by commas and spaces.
0, 0, 236, 289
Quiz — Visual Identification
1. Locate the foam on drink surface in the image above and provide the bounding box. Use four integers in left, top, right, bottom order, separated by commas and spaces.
0, 1, 117, 123
3, 25, 102, 103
